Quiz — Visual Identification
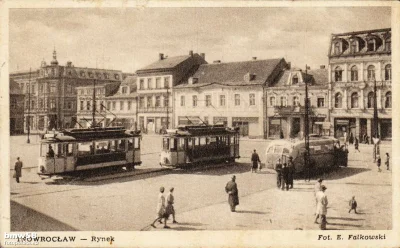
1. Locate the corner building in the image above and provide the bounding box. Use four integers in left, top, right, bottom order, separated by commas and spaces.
328, 28, 392, 141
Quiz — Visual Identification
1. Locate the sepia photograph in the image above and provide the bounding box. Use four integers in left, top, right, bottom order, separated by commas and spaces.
1, 1, 399, 247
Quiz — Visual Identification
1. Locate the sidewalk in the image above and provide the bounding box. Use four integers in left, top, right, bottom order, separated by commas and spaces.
147, 149, 392, 231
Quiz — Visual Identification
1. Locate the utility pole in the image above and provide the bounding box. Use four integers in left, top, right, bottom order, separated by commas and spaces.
92, 79, 96, 128
166, 85, 169, 129
373, 77, 380, 161
304, 65, 310, 181
27, 68, 31, 143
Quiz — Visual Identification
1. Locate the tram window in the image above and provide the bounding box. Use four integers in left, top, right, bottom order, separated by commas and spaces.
209, 137, 217, 145
117, 140, 126, 151
163, 138, 169, 150
40, 144, 48, 157
274, 146, 283, 153
193, 137, 199, 146
128, 139, 134, 151
95, 142, 109, 154
188, 138, 193, 149
135, 138, 140, 149
199, 137, 207, 146
56, 144, 63, 157
170, 138, 177, 151
78, 143, 92, 156
66, 144, 73, 156
178, 138, 185, 151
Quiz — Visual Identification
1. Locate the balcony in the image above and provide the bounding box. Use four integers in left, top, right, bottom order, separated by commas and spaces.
138, 107, 172, 113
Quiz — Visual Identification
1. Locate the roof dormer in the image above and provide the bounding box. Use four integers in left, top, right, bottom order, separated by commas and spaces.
349, 36, 364, 54
332, 37, 349, 55
365, 33, 382, 52
287, 69, 303, 86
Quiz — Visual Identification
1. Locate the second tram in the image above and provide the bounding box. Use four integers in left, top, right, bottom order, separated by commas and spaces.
38, 127, 141, 177
159, 124, 240, 168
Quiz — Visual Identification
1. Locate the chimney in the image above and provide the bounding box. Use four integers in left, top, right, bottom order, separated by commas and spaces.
320, 65, 326, 69
252, 57, 257, 60
213, 60, 221, 64
287, 62, 291, 69
200, 53, 205, 59
159, 53, 164, 60
189, 50, 193, 57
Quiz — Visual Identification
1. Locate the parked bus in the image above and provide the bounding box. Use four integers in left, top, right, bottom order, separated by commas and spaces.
265, 135, 348, 172
38, 127, 141, 177
160, 124, 240, 168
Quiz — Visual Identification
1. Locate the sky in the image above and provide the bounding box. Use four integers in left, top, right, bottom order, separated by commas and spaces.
9, 7, 391, 73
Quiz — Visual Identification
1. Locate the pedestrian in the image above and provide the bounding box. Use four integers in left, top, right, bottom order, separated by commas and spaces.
314, 178, 323, 206
225, 175, 239, 212
343, 131, 348, 147
287, 156, 295, 189
47, 145, 55, 157
275, 158, 283, 189
251, 149, 261, 173
281, 163, 289, 191
348, 196, 358, 214
166, 187, 178, 224
150, 186, 169, 229
314, 185, 328, 230
14, 157, 23, 183
385, 153, 390, 170
377, 155, 381, 172
280, 130, 284, 139
354, 137, 360, 152
349, 132, 354, 145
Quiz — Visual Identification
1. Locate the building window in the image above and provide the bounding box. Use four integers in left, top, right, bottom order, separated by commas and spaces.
80, 71, 85, 77
10, 98, 17, 109
140, 79, 145, 89
334, 93, 342, 108
270, 96, 276, 106
86, 101, 91, 110
164, 77, 170, 88
206, 95, 211, 107
39, 99, 43, 109
31, 85, 35, 94
66, 85, 73, 93
147, 78, 153, 89
51, 68, 56, 77
385, 64, 391, 80
386, 38, 391, 52
50, 99, 56, 109
107, 102, 111, 110
367, 92, 374, 108
292, 75, 298, 85
164, 95, 169, 107
234, 94, 240, 106
122, 87, 127, 94
367, 39, 376, 52
350, 40, 358, 53
67, 101, 72, 109
114, 74, 120, 80
104, 73, 109, 79
180, 96, 185, 107
317, 98, 325, 107
127, 101, 132, 110
249, 94, 255, 106
88, 72, 94, 78
112, 101, 116, 110
334, 66, 343, 82
350, 65, 358, 81
192, 95, 197, 107
156, 78, 161, 88
120, 101, 124, 110
147, 97, 152, 108
367, 65, 375, 81
39, 84, 44, 93
334, 42, 341, 55
220, 95, 226, 106
351, 92, 359, 108
385, 91, 392, 108
130, 86, 135, 93
80, 101, 84, 110
139, 97, 144, 108
293, 96, 300, 106
31, 100, 35, 109
280, 96, 287, 107
155, 96, 161, 107
50, 84, 56, 93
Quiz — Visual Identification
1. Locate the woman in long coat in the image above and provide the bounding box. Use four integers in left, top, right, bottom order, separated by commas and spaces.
225, 175, 239, 212
315, 185, 328, 229
14, 157, 23, 183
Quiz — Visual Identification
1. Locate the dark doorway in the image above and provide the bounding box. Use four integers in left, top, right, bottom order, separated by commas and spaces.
291, 118, 301, 138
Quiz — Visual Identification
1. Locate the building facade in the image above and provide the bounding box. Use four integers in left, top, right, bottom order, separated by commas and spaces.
266, 67, 329, 139
174, 58, 288, 138
10, 50, 124, 133
328, 28, 392, 141
9, 79, 25, 135
135, 51, 207, 133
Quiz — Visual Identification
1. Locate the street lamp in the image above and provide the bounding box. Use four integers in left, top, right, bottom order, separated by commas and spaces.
27, 68, 32, 144
304, 64, 311, 181
373, 77, 380, 161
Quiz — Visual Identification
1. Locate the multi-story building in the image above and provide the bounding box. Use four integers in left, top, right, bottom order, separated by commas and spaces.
328, 28, 392, 141
174, 58, 288, 138
135, 51, 207, 133
266, 67, 329, 139
9, 79, 25, 135
10, 50, 124, 132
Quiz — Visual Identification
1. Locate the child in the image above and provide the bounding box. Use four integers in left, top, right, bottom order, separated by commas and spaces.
377, 155, 382, 172
385, 153, 390, 170
348, 196, 358, 214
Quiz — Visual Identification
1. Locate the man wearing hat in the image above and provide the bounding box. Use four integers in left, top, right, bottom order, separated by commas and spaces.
225, 175, 239, 212
287, 156, 295, 189
251, 149, 261, 173
314, 185, 328, 230
14, 157, 23, 183
151, 186, 169, 228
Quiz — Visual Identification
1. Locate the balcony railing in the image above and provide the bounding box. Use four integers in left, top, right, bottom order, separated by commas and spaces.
138, 107, 172, 113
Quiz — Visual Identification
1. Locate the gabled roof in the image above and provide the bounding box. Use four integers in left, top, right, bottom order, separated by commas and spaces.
137, 55, 193, 72
175, 58, 284, 88
272, 68, 328, 87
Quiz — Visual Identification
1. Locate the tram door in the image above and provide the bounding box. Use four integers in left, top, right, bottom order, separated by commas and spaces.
53, 144, 66, 173
176, 138, 186, 165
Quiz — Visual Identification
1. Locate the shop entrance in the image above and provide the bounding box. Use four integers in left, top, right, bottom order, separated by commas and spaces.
290, 118, 301, 138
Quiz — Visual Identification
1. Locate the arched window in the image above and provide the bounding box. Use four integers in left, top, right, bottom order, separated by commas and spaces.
385, 91, 392, 108
334, 66, 343, 82
385, 64, 391, 80
270, 96, 275, 106
350, 65, 358, 81
293, 96, 300, 106
367, 65, 375, 81
334, 92, 342, 108
367, 39, 376, 52
350, 40, 358, 53
351, 92, 359, 108
367, 92, 374, 108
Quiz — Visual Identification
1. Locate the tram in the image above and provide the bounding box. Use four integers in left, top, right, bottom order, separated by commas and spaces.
265, 135, 348, 173
159, 124, 240, 168
38, 127, 141, 177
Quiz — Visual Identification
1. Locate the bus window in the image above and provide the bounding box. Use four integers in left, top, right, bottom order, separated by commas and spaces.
274, 146, 283, 154
170, 138, 177, 151
267, 146, 274, 153
78, 143, 91, 156
163, 138, 169, 150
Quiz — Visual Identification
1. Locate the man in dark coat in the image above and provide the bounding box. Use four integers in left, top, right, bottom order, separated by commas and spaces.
287, 156, 295, 189
14, 157, 23, 183
281, 163, 289, 191
275, 159, 283, 188
251, 149, 261, 173
225, 175, 239, 212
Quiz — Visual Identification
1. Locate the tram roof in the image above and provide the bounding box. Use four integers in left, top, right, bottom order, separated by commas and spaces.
164, 124, 239, 136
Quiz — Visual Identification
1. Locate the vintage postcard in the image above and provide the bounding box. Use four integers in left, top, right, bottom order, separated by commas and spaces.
0, 1, 399, 247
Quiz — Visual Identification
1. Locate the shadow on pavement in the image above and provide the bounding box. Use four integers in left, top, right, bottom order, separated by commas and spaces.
328, 223, 363, 228
172, 163, 250, 176
235, 210, 267, 215
328, 217, 365, 221
11, 200, 78, 231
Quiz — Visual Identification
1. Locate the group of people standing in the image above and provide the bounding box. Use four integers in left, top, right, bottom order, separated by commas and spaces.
275, 156, 295, 191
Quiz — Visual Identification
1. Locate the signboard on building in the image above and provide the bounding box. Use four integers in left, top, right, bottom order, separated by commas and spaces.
232, 117, 259, 122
